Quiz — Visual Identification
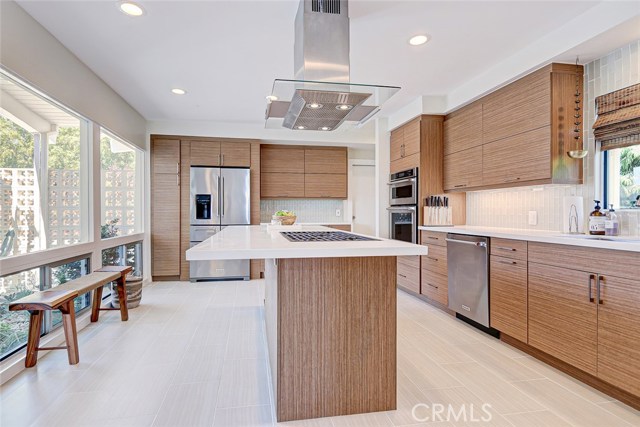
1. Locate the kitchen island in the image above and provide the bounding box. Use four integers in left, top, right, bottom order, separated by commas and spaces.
186, 225, 427, 421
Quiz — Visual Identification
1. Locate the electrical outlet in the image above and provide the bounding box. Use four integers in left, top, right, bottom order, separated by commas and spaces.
528, 211, 538, 226
335, 209, 341, 217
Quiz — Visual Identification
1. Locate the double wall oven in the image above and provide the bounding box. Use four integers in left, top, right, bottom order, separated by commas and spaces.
388, 168, 418, 243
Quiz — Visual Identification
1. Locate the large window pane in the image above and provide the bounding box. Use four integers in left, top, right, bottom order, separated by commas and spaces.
606, 145, 640, 209
102, 241, 143, 276
49, 257, 90, 326
0, 268, 40, 358
100, 131, 141, 239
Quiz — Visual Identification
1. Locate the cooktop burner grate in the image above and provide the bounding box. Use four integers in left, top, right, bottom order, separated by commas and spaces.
280, 231, 379, 242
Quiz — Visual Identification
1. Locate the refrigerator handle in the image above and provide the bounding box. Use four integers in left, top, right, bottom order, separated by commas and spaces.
221, 177, 225, 217
216, 176, 220, 217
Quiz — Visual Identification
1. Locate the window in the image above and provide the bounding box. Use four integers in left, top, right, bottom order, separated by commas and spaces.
0, 73, 89, 258
100, 131, 142, 239
102, 241, 143, 276
0, 268, 40, 357
605, 145, 640, 209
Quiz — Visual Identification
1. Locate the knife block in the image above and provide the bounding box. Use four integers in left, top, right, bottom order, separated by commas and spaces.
421, 193, 466, 226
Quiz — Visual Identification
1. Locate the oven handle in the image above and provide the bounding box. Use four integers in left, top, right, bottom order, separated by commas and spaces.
387, 177, 417, 186
386, 206, 416, 212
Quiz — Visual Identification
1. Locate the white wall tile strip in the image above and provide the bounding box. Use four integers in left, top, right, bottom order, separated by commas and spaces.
260, 199, 345, 224
1, 280, 638, 426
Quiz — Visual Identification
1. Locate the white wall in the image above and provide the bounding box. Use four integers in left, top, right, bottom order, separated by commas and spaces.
374, 118, 390, 237
0, 1, 146, 149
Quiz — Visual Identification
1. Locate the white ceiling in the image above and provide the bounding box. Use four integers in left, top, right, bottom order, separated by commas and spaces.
14, 0, 639, 130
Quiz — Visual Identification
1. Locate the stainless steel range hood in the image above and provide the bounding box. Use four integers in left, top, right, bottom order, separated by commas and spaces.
265, 0, 400, 132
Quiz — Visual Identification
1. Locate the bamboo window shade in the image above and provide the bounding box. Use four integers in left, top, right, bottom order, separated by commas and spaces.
593, 83, 640, 151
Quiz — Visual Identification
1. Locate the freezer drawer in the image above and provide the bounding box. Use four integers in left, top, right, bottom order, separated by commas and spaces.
188, 241, 249, 281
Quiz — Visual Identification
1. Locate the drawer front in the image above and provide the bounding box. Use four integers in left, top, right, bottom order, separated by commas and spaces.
397, 262, 420, 294
421, 245, 447, 277
398, 255, 420, 269
420, 230, 447, 247
490, 238, 528, 261
420, 269, 448, 306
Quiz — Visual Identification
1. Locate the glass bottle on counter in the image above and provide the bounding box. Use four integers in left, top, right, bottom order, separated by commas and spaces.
588, 200, 606, 236
605, 204, 620, 236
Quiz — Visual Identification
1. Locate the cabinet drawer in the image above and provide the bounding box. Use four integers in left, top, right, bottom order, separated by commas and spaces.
490, 238, 527, 261
261, 173, 305, 198
421, 245, 447, 277
490, 256, 528, 342
397, 262, 420, 294
304, 174, 347, 198
398, 255, 420, 269
421, 269, 448, 306
420, 230, 447, 246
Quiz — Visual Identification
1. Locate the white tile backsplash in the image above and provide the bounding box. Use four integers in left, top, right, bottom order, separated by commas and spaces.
260, 199, 346, 223
466, 40, 640, 236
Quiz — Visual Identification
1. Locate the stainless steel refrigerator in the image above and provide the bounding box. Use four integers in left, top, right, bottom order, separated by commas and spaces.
189, 166, 250, 281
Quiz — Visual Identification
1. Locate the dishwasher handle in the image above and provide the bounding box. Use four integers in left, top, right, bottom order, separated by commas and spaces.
445, 238, 487, 248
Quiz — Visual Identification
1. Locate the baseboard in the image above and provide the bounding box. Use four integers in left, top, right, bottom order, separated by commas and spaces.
501, 334, 640, 411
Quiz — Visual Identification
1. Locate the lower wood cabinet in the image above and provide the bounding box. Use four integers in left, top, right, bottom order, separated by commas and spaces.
151, 173, 181, 277
489, 256, 528, 342
397, 256, 420, 294
420, 269, 447, 306
528, 262, 598, 376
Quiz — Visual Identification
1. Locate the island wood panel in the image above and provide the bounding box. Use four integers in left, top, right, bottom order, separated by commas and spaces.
304, 147, 347, 174
151, 173, 180, 276
528, 242, 640, 282
261, 173, 305, 198
402, 118, 421, 157
482, 66, 551, 144
490, 256, 528, 343
250, 142, 262, 279
152, 138, 180, 172
444, 101, 483, 156
490, 238, 528, 261
188, 140, 221, 166
261, 146, 305, 173
304, 173, 347, 198
420, 268, 448, 306
597, 274, 640, 396
390, 152, 420, 174
482, 126, 551, 186
390, 127, 404, 162
443, 146, 483, 191
528, 262, 598, 375
421, 245, 447, 276
276, 256, 397, 421
179, 141, 191, 280
220, 141, 250, 167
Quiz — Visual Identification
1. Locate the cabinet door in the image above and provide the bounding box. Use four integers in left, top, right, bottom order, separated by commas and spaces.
152, 173, 180, 276
305, 148, 347, 174
597, 274, 640, 396
261, 173, 304, 198
152, 139, 180, 173
390, 153, 420, 174
189, 141, 221, 166
444, 102, 482, 156
482, 126, 551, 186
482, 68, 551, 144
490, 256, 528, 342
304, 174, 347, 198
220, 142, 250, 167
402, 119, 421, 157
261, 146, 305, 173
443, 146, 482, 191
390, 128, 404, 161
528, 262, 597, 375
397, 256, 420, 294
420, 269, 448, 306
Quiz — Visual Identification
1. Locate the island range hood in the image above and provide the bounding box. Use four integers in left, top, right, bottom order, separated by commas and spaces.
265, 0, 400, 131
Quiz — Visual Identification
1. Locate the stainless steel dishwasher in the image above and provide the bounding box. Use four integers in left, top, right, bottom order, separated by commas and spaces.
446, 234, 490, 327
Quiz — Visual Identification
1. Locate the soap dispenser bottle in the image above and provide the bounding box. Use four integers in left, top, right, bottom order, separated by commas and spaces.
605, 204, 620, 236
588, 200, 606, 235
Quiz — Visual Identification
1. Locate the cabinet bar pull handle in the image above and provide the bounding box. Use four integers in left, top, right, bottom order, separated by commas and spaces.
176, 163, 179, 174
454, 184, 467, 188
399, 274, 407, 278
597, 275, 604, 304
176, 174, 180, 186
588, 274, 595, 302
504, 177, 521, 183
426, 282, 439, 289
496, 246, 516, 251
497, 260, 517, 265
221, 153, 224, 165
426, 256, 438, 262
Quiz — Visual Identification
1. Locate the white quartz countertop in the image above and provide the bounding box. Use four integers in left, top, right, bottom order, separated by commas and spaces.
187, 225, 428, 260
418, 225, 640, 252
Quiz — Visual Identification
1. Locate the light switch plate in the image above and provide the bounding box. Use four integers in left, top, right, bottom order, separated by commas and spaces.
335, 209, 341, 217
528, 211, 538, 226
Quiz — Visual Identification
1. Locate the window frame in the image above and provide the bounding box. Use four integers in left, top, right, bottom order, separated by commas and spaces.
602, 144, 640, 210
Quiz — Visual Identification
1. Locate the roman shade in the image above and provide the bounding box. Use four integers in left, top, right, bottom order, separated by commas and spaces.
593, 83, 640, 151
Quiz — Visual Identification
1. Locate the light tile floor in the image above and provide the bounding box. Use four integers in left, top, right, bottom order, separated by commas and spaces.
1, 280, 639, 427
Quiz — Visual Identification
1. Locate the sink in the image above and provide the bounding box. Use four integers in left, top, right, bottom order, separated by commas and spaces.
559, 234, 640, 243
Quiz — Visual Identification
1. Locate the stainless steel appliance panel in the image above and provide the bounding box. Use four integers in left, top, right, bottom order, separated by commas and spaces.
446, 234, 490, 327
190, 225, 222, 242
389, 168, 418, 206
387, 206, 417, 243
220, 168, 251, 225
190, 167, 220, 225
189, 243, 249, 281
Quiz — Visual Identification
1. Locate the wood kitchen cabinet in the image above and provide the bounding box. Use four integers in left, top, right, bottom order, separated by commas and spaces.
261, 146, 305, 173
188, 140, 250, 167
390, 118, 422, 173
304, 174, 347, 198
305, 147, 347, 174
419, 230, 448, 306
151, 138, 181, 278
397, 256, 420, 294
261, 173, 305, 198
443, 63, 584, 192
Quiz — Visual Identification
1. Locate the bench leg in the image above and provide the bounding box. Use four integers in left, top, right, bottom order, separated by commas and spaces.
116, 276, 129, 321
25, 311, 43, 368
91, 285, 104, 322
60, 301, 79, 365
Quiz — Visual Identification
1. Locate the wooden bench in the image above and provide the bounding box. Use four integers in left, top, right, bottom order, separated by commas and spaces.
8, 265, 132, 367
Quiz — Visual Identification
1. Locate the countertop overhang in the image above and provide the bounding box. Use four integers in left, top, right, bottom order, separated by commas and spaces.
419, 225, 640, 252
186, 225, 428, 260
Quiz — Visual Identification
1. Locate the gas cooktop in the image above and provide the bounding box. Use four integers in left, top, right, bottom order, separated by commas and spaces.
280, 231, 379, 242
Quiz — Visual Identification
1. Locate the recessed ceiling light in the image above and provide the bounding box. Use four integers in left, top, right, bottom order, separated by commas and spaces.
409, 35, 429, 46
119, 1, 145, 16
171, 88, 186, 95
336, 104, 352, 110
319, 126, 331, 131
307, 103, 323, 109
296, 125, 306, 130
266, 95, 278, 102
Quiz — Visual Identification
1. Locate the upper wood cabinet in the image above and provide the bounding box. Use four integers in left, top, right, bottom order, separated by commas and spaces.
305, 148, 347, 174
261, 173, 305, 198
443, 146, 482, 191
189, 141, 221, 166
444, 101, 482, 156
187, 140, 250, 167
443, 63, 584, 192
261, 146, 305, 173
390, 118, 421, 170
152, 139, 181, 174
304, 174, 347, 198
